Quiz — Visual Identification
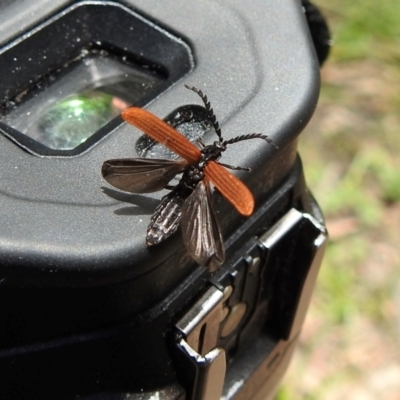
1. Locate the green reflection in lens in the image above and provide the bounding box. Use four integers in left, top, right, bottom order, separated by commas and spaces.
38, 90, 120, 150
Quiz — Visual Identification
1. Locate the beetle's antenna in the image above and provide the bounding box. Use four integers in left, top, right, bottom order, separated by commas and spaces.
223, 133, 279, 149
218, 162, 251, 172
184, 85, 223, 142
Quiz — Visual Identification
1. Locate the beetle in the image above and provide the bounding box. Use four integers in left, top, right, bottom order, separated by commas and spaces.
102, 85, 277, 271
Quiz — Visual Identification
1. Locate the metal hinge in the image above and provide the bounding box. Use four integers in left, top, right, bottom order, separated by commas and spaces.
175, 207, 328, 400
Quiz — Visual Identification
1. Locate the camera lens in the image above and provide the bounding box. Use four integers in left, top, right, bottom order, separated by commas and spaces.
36, 90, 121, 150
0, 1, 194, 156
2, 53, 163, 152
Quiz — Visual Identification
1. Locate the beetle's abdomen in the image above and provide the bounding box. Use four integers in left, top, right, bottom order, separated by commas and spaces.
146, 192, 186, 246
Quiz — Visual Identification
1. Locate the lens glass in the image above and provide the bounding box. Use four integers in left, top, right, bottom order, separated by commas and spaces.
36, 90, 120, 150
2, 54, 163, 151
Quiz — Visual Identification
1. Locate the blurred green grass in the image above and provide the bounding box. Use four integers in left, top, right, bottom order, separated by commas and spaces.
277, 1, 400, 398
326, 0, 400, 61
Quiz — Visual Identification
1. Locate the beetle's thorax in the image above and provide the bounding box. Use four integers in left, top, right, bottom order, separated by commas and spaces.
180, 141, 226, 190
200, 140, 226, 163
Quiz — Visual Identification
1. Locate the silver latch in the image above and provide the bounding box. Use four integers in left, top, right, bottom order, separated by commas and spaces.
175, 285, 233, 400
175, 207, 328, 400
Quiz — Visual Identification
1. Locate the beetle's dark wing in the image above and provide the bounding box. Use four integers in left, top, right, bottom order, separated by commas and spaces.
102, 158, 187, 193
181, 179, 225, 271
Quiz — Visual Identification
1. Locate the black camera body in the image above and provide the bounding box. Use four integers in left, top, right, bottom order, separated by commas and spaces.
0, 1, 328, 399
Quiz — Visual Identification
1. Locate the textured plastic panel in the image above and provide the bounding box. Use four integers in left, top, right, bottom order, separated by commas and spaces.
0, 0, 319, 295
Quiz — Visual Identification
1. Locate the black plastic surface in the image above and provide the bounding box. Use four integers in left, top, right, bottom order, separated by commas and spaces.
0, 1, 322, 397
302, 0, 332, 65
1, 157, 311, 398
0, 0, 319, 289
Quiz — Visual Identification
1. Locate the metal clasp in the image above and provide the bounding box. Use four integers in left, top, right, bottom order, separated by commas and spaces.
175, 285, 232, 400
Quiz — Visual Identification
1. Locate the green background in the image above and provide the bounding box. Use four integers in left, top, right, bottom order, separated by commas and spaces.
278, 1, 400, 399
